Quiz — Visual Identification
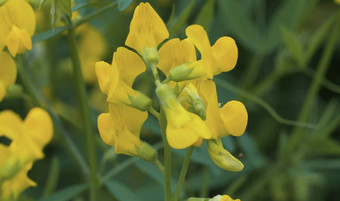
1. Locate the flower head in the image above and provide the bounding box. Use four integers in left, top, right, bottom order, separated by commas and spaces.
97, 103, 156, 161
0, 51, 16, 102
95, 47, 151, 111
0, 108, 53, 200
0, 0, 36, 57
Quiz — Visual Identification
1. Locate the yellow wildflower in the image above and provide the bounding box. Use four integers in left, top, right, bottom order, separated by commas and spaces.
156, 83, 211, 149
97, 103, 156, 161
185, 25, 238, 78
210, 195, 241, 201
0, 108, 53, 200
0, 51, 16, 101
95, 47, 151, 111
125, 2, 169, 55
77, 24, 107, 83
0, 0, 36, 57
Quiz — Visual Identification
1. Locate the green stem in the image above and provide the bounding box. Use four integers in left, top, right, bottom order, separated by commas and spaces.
172, 146, 194, 201
67, 26, 98, 201
159, 109, 172, 201
154, 159, 165, 174
149, 107, 161, 119
286, 17, 340, 154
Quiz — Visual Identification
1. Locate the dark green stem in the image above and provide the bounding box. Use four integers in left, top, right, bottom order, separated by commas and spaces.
67, 26, 98, 201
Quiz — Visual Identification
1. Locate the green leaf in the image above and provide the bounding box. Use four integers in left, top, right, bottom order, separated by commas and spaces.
307, 137, 340, 157
217, 0, 259, 52
264, 0, 306, 53
72, 1, 111, 12
118, 0, 133, 11
167, 0, 195, 35
32, 25, 69, 44
39, 0, 48, 9
105, 181, 140, 201
51, 0, 60, 29
59, 0, 72, 17
38, 183, 88, 201
134, 160, 163, 184
194, 0, 215, 31
280, 27, 305, 67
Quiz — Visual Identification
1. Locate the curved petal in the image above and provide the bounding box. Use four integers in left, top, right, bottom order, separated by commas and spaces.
23, 108, 53, 147
95, 61, 117, 94
211, 37, 238, 74
220, 101, 248, 137
185, 25, 211, 54
97, 113, 116, 146
113, 47, 146, 86
0, 110, 23, 141
197, 80, 226, 139
0, 51, 17, 87
125, 2, 169, 54
158, 38, 196, 76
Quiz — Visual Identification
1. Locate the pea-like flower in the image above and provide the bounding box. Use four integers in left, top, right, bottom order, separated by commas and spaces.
0, 108, 53, 200
0, 51, 16, 102
95, 47, 151, 111
97, 103, 157, 161
0, 0, 36, 57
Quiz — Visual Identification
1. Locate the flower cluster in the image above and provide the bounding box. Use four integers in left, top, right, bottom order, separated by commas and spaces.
0, 108, 53, 200
0, 0, 36, 101
96, 2, 248, 171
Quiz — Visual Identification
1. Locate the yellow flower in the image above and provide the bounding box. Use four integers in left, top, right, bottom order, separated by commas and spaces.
95, 47, 151, 111
97, 103, 156, 161
125, 2, 169, 55
156, 83, 211, 149
0, 51, 16, 102
186, 25, 238, 78
77, 24, 107, 83
0, 0, 36, 57
0, 108, 53, 200
210, 195, 241, 201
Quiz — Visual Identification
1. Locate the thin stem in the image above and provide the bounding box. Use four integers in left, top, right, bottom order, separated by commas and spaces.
150, 63, 161, 87
159, 109, 172, 201
67, 25, 98, 201
154, 159, 165, 174
149, 107, 161, 119
172, 146, 194, 201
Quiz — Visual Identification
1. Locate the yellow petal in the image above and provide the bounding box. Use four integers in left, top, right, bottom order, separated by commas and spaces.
97, 113, 116, 146
158, 38, 196, 76
125, 2, 169, 54
185, 25, 211, 54
0, 110, 23, 141
0, 81, 5, 101
0, 51, 17, 87
6, 28, 19, 57
211, 37, 238, 74
220, 101, 248, 137
119, 104, 148, 137
107, 80, 137, 105
197, 80, 226, 139
95, 61, 117, 94
23, 108, 53, 147
113, 47, 146, 86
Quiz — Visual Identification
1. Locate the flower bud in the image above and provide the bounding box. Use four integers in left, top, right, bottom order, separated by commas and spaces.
168, 61, 206, 82
142, 46, 159, 65
178, 83, 206, 120
135, 142, 158, 162
206, 138, 244, 172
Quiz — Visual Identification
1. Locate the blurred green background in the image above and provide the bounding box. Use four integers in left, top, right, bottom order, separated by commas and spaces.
1, 0, 340, 200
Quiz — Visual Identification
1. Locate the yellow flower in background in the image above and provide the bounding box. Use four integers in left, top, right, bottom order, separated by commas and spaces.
95, 47, 151, 111
0, 51, 16, 102
186, 25, 238, 78
210, 195, 241, 201
125, 2, 169, 55
0, 0, 36, 57
0, 108, 53, 200
97, 103, 156, 161
156, 83, 211, 149
77, 24, 107, 83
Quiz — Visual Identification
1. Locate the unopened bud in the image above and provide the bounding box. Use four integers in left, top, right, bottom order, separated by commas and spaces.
168, 61, 206, 82
142, 46, 159, 65
206, 138, 244, 172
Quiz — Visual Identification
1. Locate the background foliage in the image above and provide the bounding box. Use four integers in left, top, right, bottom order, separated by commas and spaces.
1, 0, 340, 200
